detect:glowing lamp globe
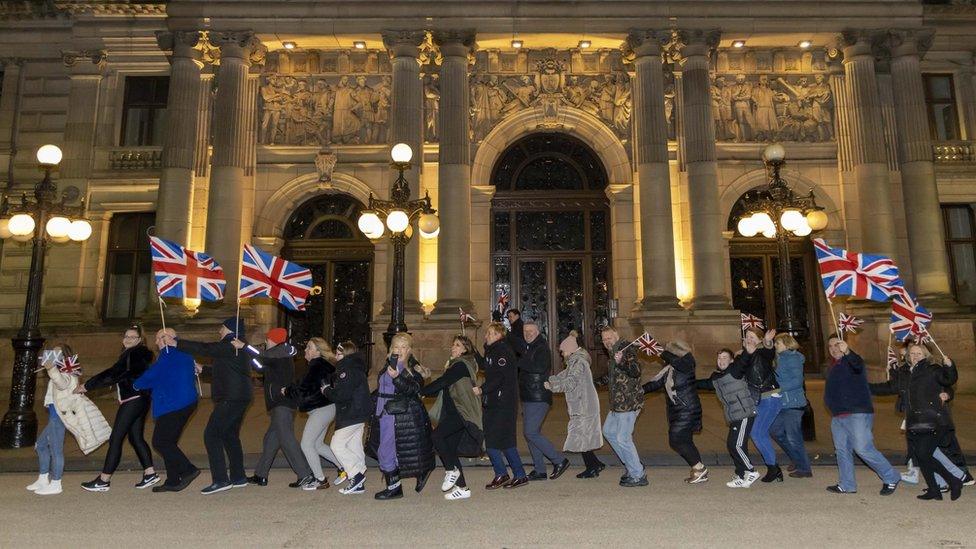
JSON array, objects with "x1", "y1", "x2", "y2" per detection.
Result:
[
  {"x1": 12, "y1": 232, "x2": 33, "y2": 242},
  {"x1": 779, "y1": 209, "x2": 804, "y2": 232},
  {"x1": 737, "y1": 217, "x2": 758, "y2": 238},
  {"x1": 762, "y1": 143, "x2": 786, "y2": 163},
  {"x1": 36, "y1": 144, "x2": 63, "y2": 166},
  {"x1": 8, "y1": 213, "x2": 35, "y2": 236},
  {"x1": 761, "y1": 226, "x2": 777, "y2": 239},
  {"x1": 50, "y1": 234, "x2": 70, "y2": 244},
  {"x1": 418, "y1": 213, "x2": 439, "y2": 238},
  {"x1": 751, "y1": 212, "x2": 773, "y2": 234},
  {"x1": 357, "y1": 211, "x2": 381, "y2": 235},
  {"x1": 792, "y1": 218, "x2": 813, "y2": 237},
  {"x1": 45, "y1": 216, "x2": 71, "y2": 238},
  {"x1": 68, "y1": 219, "x2": 93, "y2": 241},
  {"x1": 0, "y1": 218, "x2": 12, "y2": 239},
  {"x1": 806, "y1": 209, "x2": 828, "y2": 231},
  {"x1": 386, "y1": 210, "x2": 409, "y2": 233},
  {"x1": 390, "y1": 143, "x2": 413, "y2": 164}
]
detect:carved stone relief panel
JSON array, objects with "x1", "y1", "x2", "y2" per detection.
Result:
[
  {"x1": 710, "y1": 49, "x2": 834, "y2": 143},
  {"x1": 468, "y1": 49, "x2": 632, "y2": 144},
  {"x1": 259, "y1": 50, "x2": 392, "y2": 146}
]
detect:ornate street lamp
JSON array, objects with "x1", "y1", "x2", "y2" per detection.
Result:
[
  {"x1": 0, "y1": 145, "x2": 93, "y2": 448},
  {"x1": 735, "y1": 144, "x2": 828, "y2": 336},
  {"x1": 357, "y1": 143, "x2": 439, "y2": 347}
]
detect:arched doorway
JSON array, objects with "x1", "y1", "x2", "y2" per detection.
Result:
[
  {"x1": 490, "y1": 132, "x2": 612, "y2": 368},
  {"x1": 280, "y1": 193, "x2": 374, "y2": 359},
  {"x1": 727, "y1": 189, "x2": 824, "y2": 371}
]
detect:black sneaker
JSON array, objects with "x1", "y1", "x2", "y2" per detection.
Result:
[
  {"x1": 135, "y1": 473, "x2": 161, "y2": 489},
  {"x1": 231, "y1": 477, "x2": 248, "y2": 488},
  {"x1": 526, "y1": 470, "x2": 548, "y2": 481},
  {"x1": 246, "y1": 475, "x2": 268, "y2": 486},
  {"x1": 826, "y1": 484, "x2": 855, "y2": 494},
  {"x1": 550, "y1": 459, "x2": 571, "y2": 480},
  {"x1": 200, "y1": 481, "x2": 233, "y2": 495},
  {"x1": 81, "y1": 477, "x2": 111, "y2": 492},
  {"x1": 963, "y1": 472, "x2": 975, "y2": 487},
  {"x1": 621, "y1": 475, "x2": 648, "y2": 488},
  {"x1": 175, "y1": 469, "x2": 201, "y2": 492},
  {"x1": 880, "y1": 482, "x2": 898, "y2": 496}
]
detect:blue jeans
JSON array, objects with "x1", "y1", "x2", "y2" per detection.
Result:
[
  {"x1": 486, "y1": 447, "x2": 525, "y2": 478},
  {"x1": 522, "y1": 401, "x2": 565, "y2": 472},
  {"x1": 751, "y1": 395, "x2": 783, "y2": 466},
  {"x1": 831, "y1": 413, "x2": 899, "y2": 492},
  {"x1": 770, "y1": 407, "x2": 812, "y2": 473},
  {"x1": 36, "y1": 405, "x2": 65, "y2": 481},
  {"x1": 603, "y1": 410, "x2": 644, "y2": 479},
  {"x1": 934, "y1": 448, "x2": 966, "y2": 488}
]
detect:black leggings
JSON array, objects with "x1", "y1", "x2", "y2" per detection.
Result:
[
  {"x1": 669, "y1": 428, "x2": 702, "y2": 467},
  {"x1": 582, "y1": 450, "x2": 604, "y2": 469},
  {"x1": 102, "y1": 397, "x2": 153, "y2": 475},
  {"x1": 727, "y1": 416, "x2": 756, "y2": 477},
  {"x1": 910, "y1": 429, "x2": 961, "y2": 495},
  {"x1": 431, "y1": 412, "x2": 467, "y2": 488}
]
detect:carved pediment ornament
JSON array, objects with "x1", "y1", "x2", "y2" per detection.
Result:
[
  {"x1": 61, "y1": 49, "x2": 107, "y2": 69},
  {"x1": 315, "y1": 148, "x2": 338, "y2": 183}
]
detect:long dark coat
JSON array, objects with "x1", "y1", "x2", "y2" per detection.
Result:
[
  {"x1": 367, "y1": 360, "x2": 436, "y2": 478},
  {"x1": 643, "y1": 351, "x2": 703, "y2": 435},
  {"x1": 480, "y1": 338, "x2": 519, "y2": 449}
]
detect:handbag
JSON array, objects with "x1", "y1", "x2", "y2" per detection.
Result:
[{"x1": 383, "y1": 397, "x2": 410, "y2": 415}]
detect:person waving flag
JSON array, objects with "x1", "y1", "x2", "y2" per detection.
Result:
[{"x1": 240, "y1": 244, "x2": 313, "y2": 311}]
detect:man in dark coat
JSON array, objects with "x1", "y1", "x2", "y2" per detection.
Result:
[
  {"x1": 176, "y1": 317, "x2": 253, "y2": 495},
  {"x1": 519, "y1": 321, "x2": 569, "y2": 481},
  {"x1": 506, "y1": 309, "x2": 526, "y2": 357},
  {"x1": 477, "y1": 322, "x2": 528, "y2": 490}
]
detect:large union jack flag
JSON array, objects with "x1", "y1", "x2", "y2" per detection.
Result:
[
  {"x1": 150, "y1": 236, "x2": 226, "y2": 301},
  {"x1": 240, "y1": 244, "x2": 313, "y2": 311},
  {"x1": 889, "y1": 290, "x2": 933, "y2": 342},
  {"x1": 813, "y1": 238, "x2": 903, "y2": 302}
]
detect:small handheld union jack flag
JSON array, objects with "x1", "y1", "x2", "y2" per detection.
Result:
[
  {"x1": 813, "y1": 238, "x2": 904, "y2": 302},
  {"x1": 240, "y1": 244, "x2": 314, "y2": 311},
  {"x1": 496, "y1": 290, "x2": 510, "y2": 314},
  {"x1": 740, "y1": 313, "x2": 765, "y2": 331},
  {"x1": 889, "y1": 290, "x2": 933, "y2": 342},
  {"x1": 838, "y1": 313, "x2": 863, "y2": 334},
  {"x1": 634, "y1": 332, "x2": 664, "y2": 357},
  {"x1": 56, "y1": 354, "x2": 82, "y2": 376},
  {"x1": 886, "y1": 346, "x2": 899, "y2": 370},
  {"x1": 459, "y1": 307, "x2": 477, "y2": 324},
  {"x1": 149, "y1": 236, "x2": 226, "y2": 301}
]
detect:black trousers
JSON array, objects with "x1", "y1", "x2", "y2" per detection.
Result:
[
  {"x1": 669, "y1": 428, "x2": 702, "y2": 467},
  {"x1": 582, "y1": 450, "x2": 604, "y2": 469},
  {"x1": 204, "y1": 400, "x2": 249, "y2": 484},
  {"x1": 910, "y1": 429, "x2": 961, "y2": 495},
  {"x1": 152, "y1": 403, "x2": 197, "y2": 486},
  {"x1": 727, "y1": 416, "x2": 756, "y2": 477},
  {"x1": 102, "y1": 397, "x2": 153, "y2": 475},
  {"x1": 432, "y1": 412, "x2": 467, "y2": 487}
]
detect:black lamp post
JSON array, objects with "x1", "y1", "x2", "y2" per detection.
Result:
[
  {"x1": 0, "y1": 145, "x2": 93, "y2": 448},
  {"x1": 735, "y1": 144, "x2": 828, "y2": 336},
  {"x1": 356, "y1": 143, "x2": 440, "y2": 348}
]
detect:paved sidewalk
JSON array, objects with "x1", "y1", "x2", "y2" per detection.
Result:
[{"x1": 2, "y1": 380, "x2": 973, "y2": 474}]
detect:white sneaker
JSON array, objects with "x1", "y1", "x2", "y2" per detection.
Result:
[
  {"x1": 726, "y1": 475, "x2": 749, "y2": 488},
  {"x1": 332, "y1": 470, "x2": 347, "y2": 486},
  {"x1": 444, "y1": 486, "x2": 471, "y2": 500},
  {"x1": 744, "y1": 471, "x2": 761, "y2": 485},
  {"x1": 35, "y1": 479, "x2": 62, "y2": 495},
  {"x1": 901, "y1": 467, "x2": 919, "y2": 485},
  {"x1": 27, "y1": 474, "x2": 49, "y2": 491},
  {"x1": 442, "y1": 468, "x2": 461, "y2": 492}
]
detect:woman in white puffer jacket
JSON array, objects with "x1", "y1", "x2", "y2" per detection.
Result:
[{"x1": 27, "y1": 344, "x2": 111, "y2": 495}]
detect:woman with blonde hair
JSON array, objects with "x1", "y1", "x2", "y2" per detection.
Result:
[
  {"x1": 368, "y1": 332, "x2": 435, "y2": 499},
  {"x1": 643, "y1": 339, "x2": 707, "y2": 483},
  {"x1": 546, "y1": 330, "x2": 605, "y2": 478},
  {"x1": 282, "y1": 337, "x2": 338, "y2": 489},
  {"x1": 768, "y1": 332, "x2": 812, "y2": 478}
]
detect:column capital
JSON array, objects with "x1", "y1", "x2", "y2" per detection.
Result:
[
  {"x1": 666, "y1": 29, "x2": 721, "y2": 64},
  {"x1": 382, "y1": 30, "x2": 426, "y2": 58},
  {"x1": 624, "y1": 29, "x2": 670, "y2": 59},
  {"x1": 61, "y1": 49, "x2": 107, "y2": 74},
  {"x1": 156, "y1": 30, "x2": 210, "y2": 67},
  {"x1": 432, "y1": 29, "x2": 476, "y2": 58},
  {"x1": 835, "y1": 29, "x2": 888, "y2": 59},
  {"x1": 881, "y1": 28, "x2": 936, "y2": 60},
  {"x1": 208, "y1": 30, "x2": 266, "y2": 67}
]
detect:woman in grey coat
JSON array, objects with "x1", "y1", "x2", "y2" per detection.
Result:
[{"x1": 546, "y1": 331, "x2": 605, "y2": 478}]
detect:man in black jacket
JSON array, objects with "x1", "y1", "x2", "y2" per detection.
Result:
[
  {"x1": 234, "y1": 328, "x2": 316, "y2": 490},
  {"x1": 519, "y1": 322, "x2": 569, "y2": 481},
  {"x1": 176, "y1": 317, "x2": 253, "y2": 495},
  {"x1": 506, "y1": 309, "x2": 526, "y2": 357}
]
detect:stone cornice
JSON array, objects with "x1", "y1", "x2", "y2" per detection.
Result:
[{"x1": 55, "y1": 2, "x2": 165, "y2": 17}]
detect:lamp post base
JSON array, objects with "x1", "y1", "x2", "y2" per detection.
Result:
[{"x1": 1, "y1": 335, "x2": 45, "y2": 448}]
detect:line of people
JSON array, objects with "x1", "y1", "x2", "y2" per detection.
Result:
[{"x1": 25, "y1": 313, "x2": 970, "y2": 502}]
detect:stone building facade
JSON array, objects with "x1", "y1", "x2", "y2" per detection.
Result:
[{"x1": 1, "y1": 0, "x2": 976, "y2": 390}]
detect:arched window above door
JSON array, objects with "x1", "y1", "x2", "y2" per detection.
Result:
[
  {"x1": 284, "y1": 193, "x2": 366, "y2": 241},
  {"x1": 491, "y1": 133, "x2": 608, "y2": 192}
]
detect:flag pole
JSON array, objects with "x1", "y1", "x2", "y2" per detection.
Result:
[
  {"x1": 157, "y1": 296, "x2": 169, "y2": 354},
  {"x1": 926, "y1": 331, "x2": 948, "y2": 361},
  {"x1": 234, "y1": 254, "x2": 243, "y2": 356},
  {"x1": 825, "y1": 295, "x2": 841, "y2": 339},
  {"x1": 885, "y1": 331, "x2": 893, "y2": 381}
]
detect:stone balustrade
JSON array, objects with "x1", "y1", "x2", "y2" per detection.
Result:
[
  {"x1": 106, "y1": 147, "x2": 163, "y2": 170},
  {"x1": 933, "y1": 140, "x2": 976, "y2": 163}
]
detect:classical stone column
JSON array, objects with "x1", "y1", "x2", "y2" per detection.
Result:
[
  {"x1": 627, "y1": 30, "x2": 680, "y2": 310},
  {"x1": 60, "y1": 50, "x2": 106, "y2": 183},
  {"x1": 838, "y1": 31, "x2": 898, "y2": 257},
  {"x1": 155, "y1": 30, "x2": 205, "y2": 247},
  {"x1": 958, "y1": 53, "x2": 976, "y2": 141},
  {"x1": 430, "y1": 30, "x2": 476, "y2": 317},
  {"x1": 673, "y1": 30, "x2": 728, "y2": 309},
  {"x1": 0, "y1": 58, "x2": 23, "y2": 160},
  {"x1": 383, "y1": 30, "x2": 426, "y2": 315},
  {"x1": 205, "y1": 31, "x2": 260, "y2": 302},
  {"x1": 886, "y1": 30, "x2": 954, "y2": 301}
]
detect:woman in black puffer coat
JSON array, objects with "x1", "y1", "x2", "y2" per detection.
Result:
[
  {"x1": 368, "y1": 333, "x2": 435, "y2": 500},
  {"x1": 643, "y1": 340, "x2": 706, "y2": 484}
]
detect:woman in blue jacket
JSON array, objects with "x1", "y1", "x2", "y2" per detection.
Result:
[{"x1": 768, "y1": 333, "x2": 812, "y2": 478}]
